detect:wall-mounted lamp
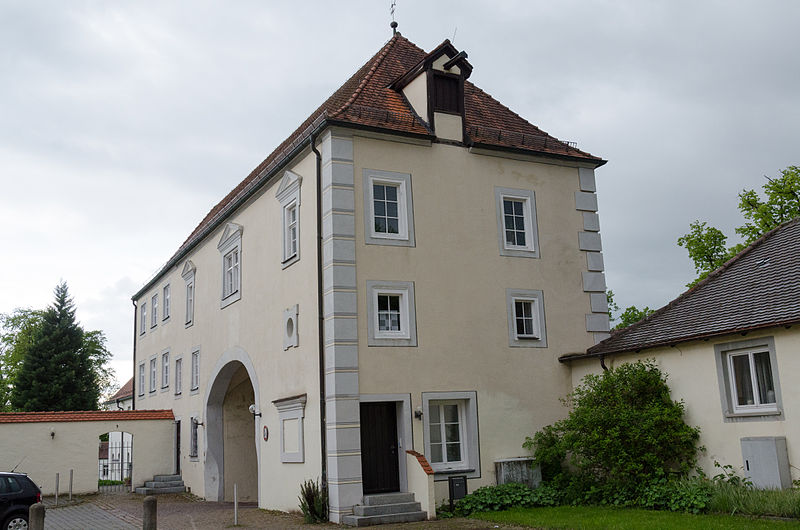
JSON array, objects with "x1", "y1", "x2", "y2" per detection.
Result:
[
  {"x1": 50, "y1": 428, "x2": 55, "y2": 439},
  {"x1": 414, "y1": 407, "x2": 423, "y2": 420},
  {"x1": 248, "y1": 404, "x2": 262, "y2": 418}
]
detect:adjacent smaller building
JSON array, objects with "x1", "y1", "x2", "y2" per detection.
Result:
[{"x1": 561, "y1": 218, "x2": 800, "y2": 489}]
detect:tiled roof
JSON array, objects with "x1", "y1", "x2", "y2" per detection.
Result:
[
  {"x1": 406, "y1": 450, "x2": 434, "y2": 475},
  {"x1": 109, "y1": 377, "x2": 134, "y2": 402},
  {"x1": 563, "y1": 218, "x2": 800, "y2": 361},
  {"x1": 0, "y1": 410, "x2": 174, "y2": 423},
  {"x1": 134, "y1": 34, "x2": 604, "y2": 299}
]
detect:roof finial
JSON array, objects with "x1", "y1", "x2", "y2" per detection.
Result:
[{"x1": 390, "y1": 0, "x2": 398, "y2": 35}]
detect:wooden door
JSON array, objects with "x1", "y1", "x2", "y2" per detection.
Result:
[{"x1": 360, "y1": 402, "x2": 400, "y2": 494}]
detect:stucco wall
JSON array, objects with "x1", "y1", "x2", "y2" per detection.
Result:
[
  {"x1": 569, "y1": 326, "x2": 800, "y2": 482},
  {"x1": 0, "y1": 418, "x2": 173, "y2": 495},
  {"x1": 352, "y1": 135, "x2": 596, "y2": 501},
  {"x1": 133, "y1": 147, "x2": 322, "y2": 510}
]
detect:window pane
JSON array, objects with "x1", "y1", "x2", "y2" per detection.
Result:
[
  {"x1": 378, "y1": 313, "x2": 389, "y2": 330},
  {"x1": 753, "y1": 352, "x2": 776, "y2": 404},
  {"x1": 389, "y1": 296, "x2": 400, "y2": 311},
  {"x1": 446, "y1": 443, "x2": 462, "y2": 462},
  {"x1": 429, "y1": 404, "x2": 440, "y2": 424},
  {"x1": 386, "y1": 202, "x2": 398, "y2": 217},
  {"x1": 387, "y1": 218, "x2": 399, "y2": 234},
  {"x1": 390, "y1": 314, "x2": 400, "y2": 330},
  {"x1": 513, "y1": 201, "x2": 523, "y2": 215},
  {"x1": 732, "y1": 354, "x2": 755, "y2": 406},
  {"x1": 443, "y1": 404, "x2": 459, "y2": 423},
  {"x1": 505, "y1": 230, "x2": 516, "y2": 245},
  {"x1": 373, "y1": 184, "x2": 385, "y2": 200},
  {"x1": 378, "y1": 295, "x2": 388, "y2": 311},
  {"x1": 505, "y1": 216, "x2": 515, "y2": 230},
  {"x1": 430, "y1": 425, "x2": 442, "y2": 444},
  {"x1": 516, "y1": 232, "x2": 526, "y2": 246},
  {"x1": 374, "y1": 218, "x2": 387, "y2": 233},
  {"x1": 445, "y1": 423, "x2": 461, "y2": 443},
  {"x1": 503, "y1": 200, "x2": 513, "y2": 215},
  {"x1": 430, "y1": 443, "x2": 443, "y2": 463},
  {"x1": 374, "y1": 200, "x2": 385, "y2": 216},
  {"x1": 385, "y1": 185, "x2": 397, "y2": 201}
]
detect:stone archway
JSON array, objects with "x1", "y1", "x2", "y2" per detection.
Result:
[{"x1": 204, "y1": 348, "x2": 261, "y2": 502}]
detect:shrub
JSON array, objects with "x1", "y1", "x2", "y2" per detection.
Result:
[
  {"x1": 298, "y1": 478, "x2": 328, "y2": 523},
  {"x1": 639, "y1": 477, "x2": 713, "y2": 514},
  {"x1": 442, "y1": 483, "x2": 561, "y2": 517},
  {"x1": 524, "y1": 360, "x2": 701, "y2": 493}
]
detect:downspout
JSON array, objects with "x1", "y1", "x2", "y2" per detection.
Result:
[
  {"x1": 599, "y1": 355, "x2": 608, "y2": 371},
  {"x1": 311, "y1": 131, "x2": 327, "y2": 487},
  {"x1": 131, "y1": 300, "x2": 138, "y2": 409}
]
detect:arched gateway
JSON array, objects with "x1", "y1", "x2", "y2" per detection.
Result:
[{"x1": 203, "y1": 347, "x2": 261, "y2": 502}]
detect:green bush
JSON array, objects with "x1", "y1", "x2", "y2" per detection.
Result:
[
  {"x1": 639, "y1": 477, "x2": 713, "y2": 514},
  {"x1": 440, "y1": 483, "x2": 561, "y2": 517},
  {"x1": 298, "y1": 478, "x2": 328, "y2": 523},
  {"x1": 524, "y1": 360, "x2": 701, "y2": 494}
]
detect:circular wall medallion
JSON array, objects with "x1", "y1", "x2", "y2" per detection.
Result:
[{"x1": 263, "y1": 425, "x2": 269, "y2": 442}]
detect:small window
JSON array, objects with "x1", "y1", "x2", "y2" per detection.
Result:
[
  {"x1": 182, "y1": 260, "x2": 196, "y2": 327},
  {"x1": 715, "y1": 337, "x2": 782, "y2": 420},
  {"x1": 163, "y1": 284, "x2": 171, "y2": 320},
  {"x1": 506, "y1": 288, "x2": 547, "y2": 347},
  {"x1": 495, "y1": 187, "x2": 539, "y2": 258},
  {"x1": 149, "y1": 358, "x2": 157, "y2": 393},
  {"x1": 217, "y1": 223, "x2": 243, "y2": 308},
  {"x1": 422, "y1": 391, "x2": 479, "y2": 477},
  {"x1": 191, "y1": 350, "x2": 200, "y2": 391},
  {"x1": 174, "y1": 358, "x2": 182, "y2": 395},
  {"x1": 433, "y1": 74, "x2": 460, "y2": 113},
  {"x1": 189, "y1": 418, "x2": 199, "y2": 458},
  {"x1": 428, "y1": 401, "x2": 465, "y2": 468},
  {"x1": 138, "y1": 363, "x2": 145, "y2": 397},
  {"x1": 223, "y1": 249, "x2": 240, "y2": 299},
  {"x1": 367, "y1": 280, "x2": 417, "y2": 347},
  {"x1": 363, "y1": 170, "x2": 415, "y2": 247},
  {"x1": 139, "y1": 303, "x2": 147, "y2": 335},
  {"x1": 151, "y1": 294, "x2": 158, "y2": 328},
  {"x1": 275, "y1": 170, "x2": 302, "y2": 268},
  {"x1": 161, "y1": 351, "x2": 169, "y2": 389}
]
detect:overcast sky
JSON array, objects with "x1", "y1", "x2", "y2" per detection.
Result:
[{"x1": 2, "y1": 1, "x2": 798, "y2": 387}]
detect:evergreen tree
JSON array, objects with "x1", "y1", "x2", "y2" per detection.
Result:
[{"x1": 11, "y1": 282, "x2": 100, "y2": 411}]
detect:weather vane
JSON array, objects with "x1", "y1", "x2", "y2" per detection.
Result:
[{"x1": 390, "y1": 0, "x2": 398, "y2": 35}]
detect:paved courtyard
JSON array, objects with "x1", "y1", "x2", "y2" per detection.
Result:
[{"x1": 40, "y1": 493, "x2": 522, "y2": 529}]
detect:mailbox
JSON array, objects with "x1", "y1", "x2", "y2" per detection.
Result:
[{"x1": 448, "y1": 475, "x2": 468, "y2": 511}]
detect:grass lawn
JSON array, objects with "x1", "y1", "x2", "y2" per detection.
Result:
[{"x1": 471, "y1": 506, "x2": 800, "y2": 529}]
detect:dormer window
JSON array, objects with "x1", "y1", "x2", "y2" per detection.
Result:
[{"x1": 433, "y1": 74, "x2": 460, "y2": 114}]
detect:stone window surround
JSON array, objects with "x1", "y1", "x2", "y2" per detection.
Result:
[
  {"x1": 422, "y1": 391, "x2": 480, "y2": 480},
  {"x1": 366, "y1": 280, "x2": 417, "y2": 347},
  {"x1": 363, "y1": 169, "x2": 416, "y2": 247},
  {"x1": 505, "y1": 288, "x2": 548, "y2": 348},
  {"x1": 273, "y1": 394, "x2": 307, "y2": 463},
  {"x1": 714, "y1": 336, "x2": 783, "y2": 423},
  {"x1": 217, "y1": 223, "x2": 243, "y2": 309},
  {"x1": 275, "y1": 170, "x2": 302, "y2": 269},
  {"x1": 494, "y1": 186, "x2": 540, "y2": 259}
]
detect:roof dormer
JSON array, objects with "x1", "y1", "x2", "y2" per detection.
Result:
[{"x1": 391, "y1": 40, "x2": 472, "y2": 143}]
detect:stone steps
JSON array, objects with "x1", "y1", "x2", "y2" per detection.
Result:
[
  {"x1": 343, "y1": 492, "x2": 427, "y2": 526},
  {"x1": 135, "y1": 474, "x2": 186, "y2": 495}
]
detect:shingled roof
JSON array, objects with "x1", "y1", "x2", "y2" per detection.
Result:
[
  {"x1": 134, "y1": 34, "x2": 604, "y2": 298},
  {"x1": 561, "y1": 218, "x2": 800, "y2": 361}
]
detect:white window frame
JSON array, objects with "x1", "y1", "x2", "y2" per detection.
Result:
[
  {"x1": 506, "y1": 288, "x2": 547, "y2": 348},
  {"x1": 190, "y1": 349, "x2": 200, "y2": 393},
  {"x1": 161, "y1": 351, "x2": 170, "y2": 390},
  {"x1": 138, "y1": 363, "x2": 145, "y2": 397},
  {"x1": 272, "y1": 394, "x2": 307, "y2": 463},
  {"x1": 495, "y1": 187, "x2": 539, "y2": 258},
  {"x1": 715, "y1": 337, "x2": 782, "y2": 420},
  {"x1": 182, "y1": 261, "x2": 196, "y2": 328},
  {"x1": 149, "y1": 357, "x2": 157, "y2": 393},
  {"x1": 276, "y1": 170, "x2": 302, "y2": 268},
  {"x1": 427, "y1": 400, "x2": 467, "y2": 470},
  {"x1": 151, "y1": 294, "x2": 158, "y2": 328},
  {"x1": 366, "y1": 280, "x2": 417, "y2": 347},
  {"x1": 422, "y1": 391, "x2": 479, "y2": 478},
  {"x1": 139, "y1": 302, "x2": 146, "y2": 335},
  {"x1": 217, "y1": 223, "x2": 243, "y2": 308},
  {"x1": 174, "y1": 357, "x2": 182, "y2": 396},
  {"x1": 363, "y1": 169, "x2": 415, "y2": 247},
  {"x1": 162, "y1": 284, "x2": 171, "y2": 321}
]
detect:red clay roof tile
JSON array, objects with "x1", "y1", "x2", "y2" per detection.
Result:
[{"x1": 0, "y1": 410, "x2": 174, "y2": 423}]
